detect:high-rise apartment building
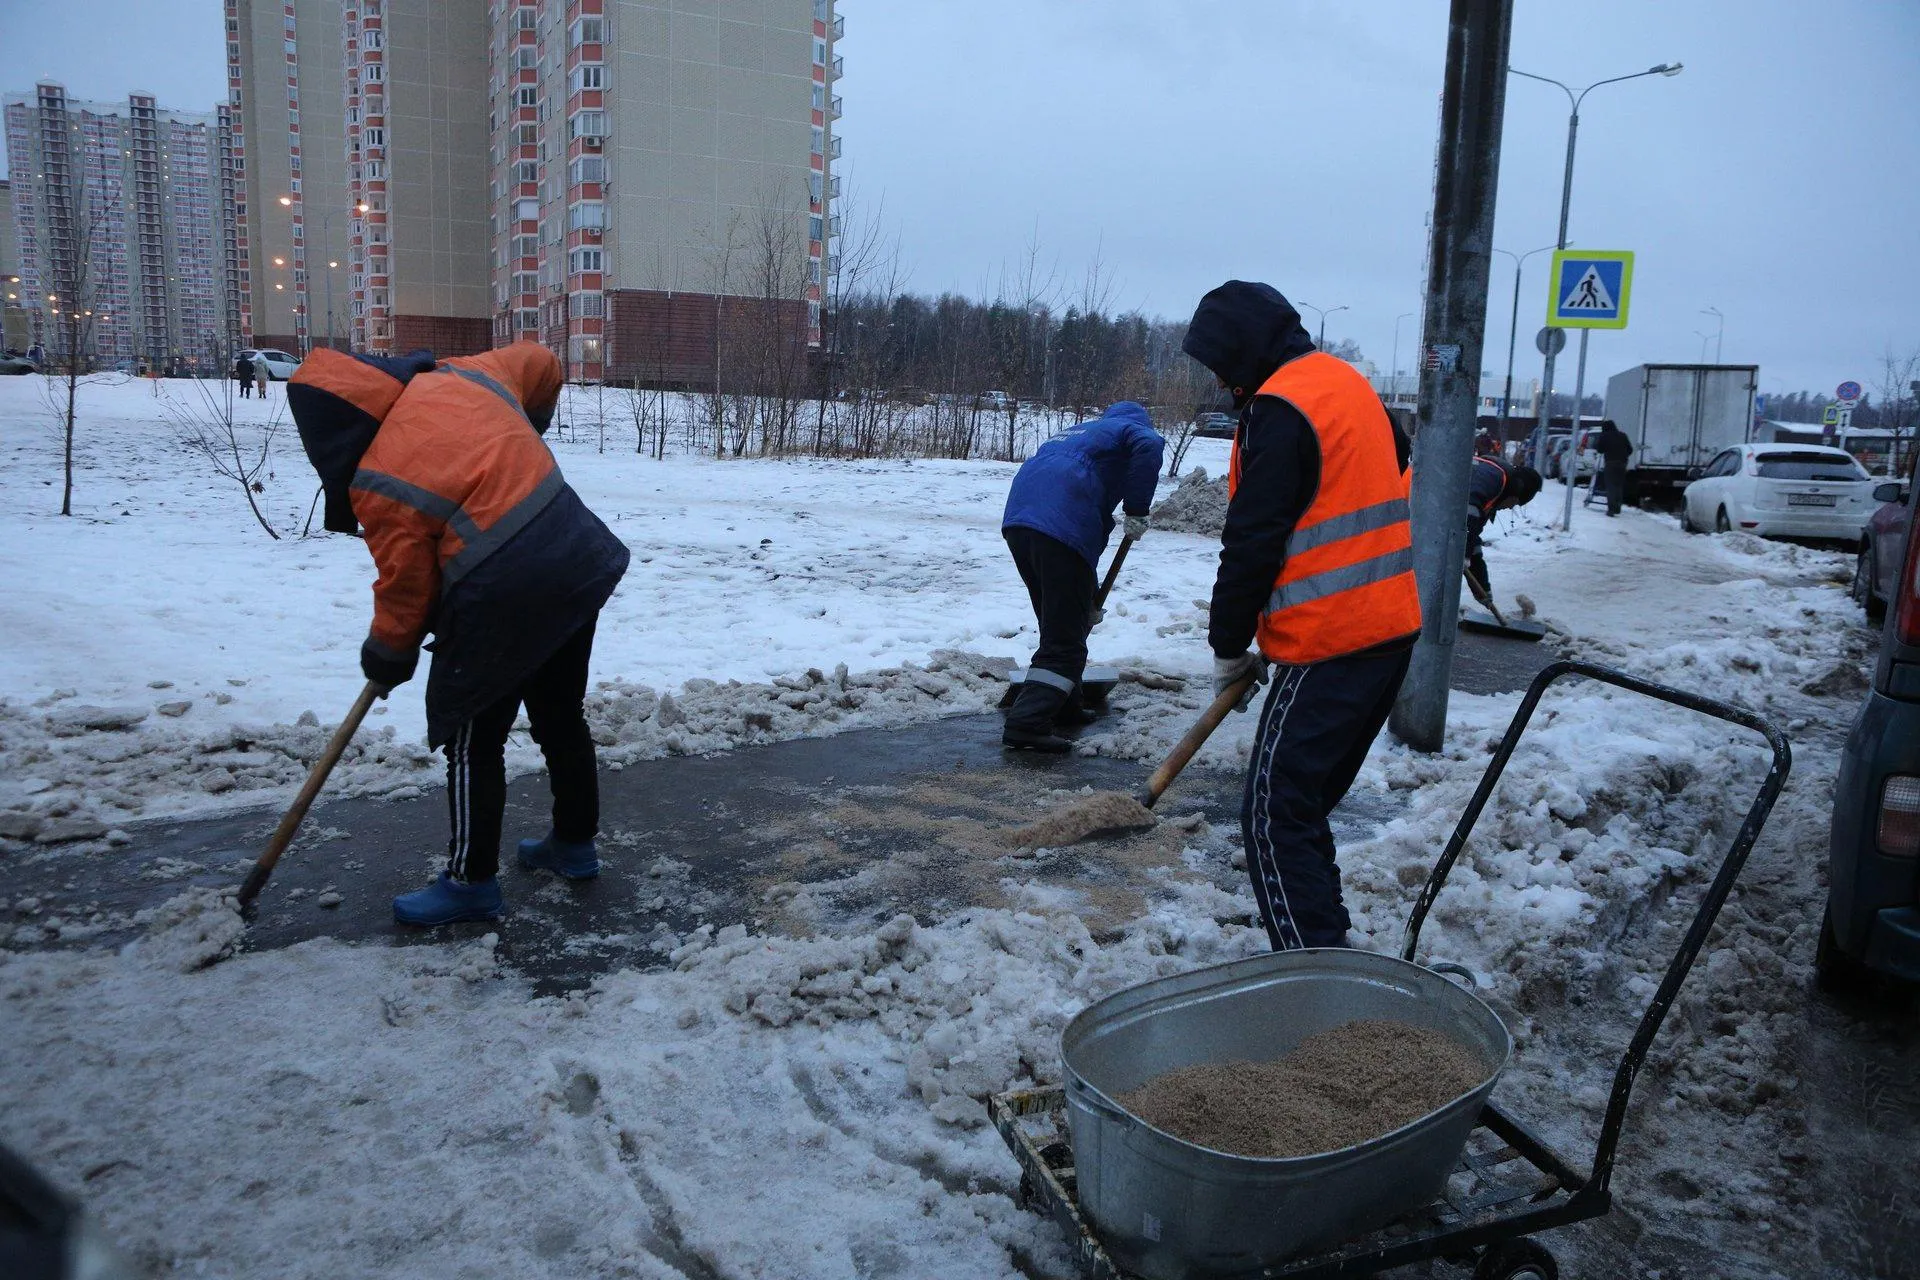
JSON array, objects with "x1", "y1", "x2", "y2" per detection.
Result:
[
  {"x1": 226, "y1": 0, "x2": 840, "y2": 376},
  {"x1": 2, "y1": 83, "x2": 237, "y2": 370},
  {"x1": 0, "y1": 179, "x2": 29, "y2": 351},
  {"x1": 485, "y1": 0, "x2": 840, "y2": 382}
]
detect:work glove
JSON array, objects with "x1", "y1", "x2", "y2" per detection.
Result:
[
  {"x1": 1089, "y1": 606, "x2": 1106, "y2": 627},
  {"x1": 360, "y1": 638, "x2": 419, "y2": 694},
  {"x1": 1212, "y1": 651, "x2": 1270, "y2": 712},
  {"x1": 1123, "y1": 515, "x2": 1149, "y2": 540},
  {"x1": 1466, "y1": 575, "x2": 1495, "y2": 611}
]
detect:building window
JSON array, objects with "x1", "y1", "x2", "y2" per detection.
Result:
[
  {"x1": 365, "y1": 63, "x2": 383, "y2": 82},
  {"x1": 809, "y1": 172, "x2": 822, "y2": 203},
  {"x1": 569, "y1": 246, "x2": 602, "y2": 273},
  {"x1": 813, "y1": 37, "x2": 826, "y2": 65},
  {"x1": 518, "y1": 307, "x2": 539, "y2": 330},
  {"x1": 517, "y1": 123, "x2": 538, "y2": 146},
  {"x1": 513, "y1": 271, "x2": 538, "y2": 295},
  {"x1": 809, "y1": 215, "x2": 823, "y2": 242},
  {"x1": 513, "y1": 234, "x2": 537, "y2": 258},
  {"x1": 517, "y1": 86, "x2": 538, "y2": 108},
  {"x1": 517, "y1": 6, "x2": 536, "y2": 30},
  {"x1": 568, "y1": 335, "x2": 603, "y2": 364},
  {"x1": 568, "y1": 201, "x2": 604, "y2": 230},
  {"x1": 573, "y1": 291, "x2": 604, "y2": 318},
  {"x1": 569, "y1": 154, "x2": 604, "y2": 185},
  {"x1": 571, "y1": 64, "x2": 603, "y2": 93},
  {"x1": 515, "y1": 197, "x2": 539, "y2": 220},
  {"x1": 515, "y1": 159, "x2": 537, "y2": 184},
  {"x1": 366, "y1": 159, "x2": 384, "y2": 179},
  {"x1": 364, "y1": 126, "x2": 384, "y2": 147},
  {"x1": 571, "y1": 16, "x2": 604, "y2": 45},
  {"x1": 364, "y1": 29, "x2": 382, "y2": 50},
  {"x1": 813, "y1": 84, "x2": 825, "y2": 111},
  {"x1": 516, "y1": 46, "x2": 537, "y2": 69},
  {"x1": 569, "y1": 110, "x2": 605, "y2": 140}
]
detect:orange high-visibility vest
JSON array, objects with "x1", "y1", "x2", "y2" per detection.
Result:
[{"x1": 1228, "y1": 353, "x2": 1422, "y2": 664}]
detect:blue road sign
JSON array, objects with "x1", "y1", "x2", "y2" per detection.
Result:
[{"x1": 1548, "y1": 250, "x2": 1634, "y2": 329}]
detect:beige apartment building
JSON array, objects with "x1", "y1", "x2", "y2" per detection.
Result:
[
  {"x1": 230, "y1": 0, "x2": 839, "y2": 376},
  {"x1": 0, "y1": 179, "x2": 28, "y2": 351}
]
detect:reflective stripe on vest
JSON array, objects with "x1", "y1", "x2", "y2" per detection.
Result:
[{"x1": 1228, "y1": 352, "x2": 1421, "y2": 664}]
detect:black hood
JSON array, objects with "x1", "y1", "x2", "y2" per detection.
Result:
[{"x1": 1181, "y1": 281, "x2": 1318, "y2": 409}]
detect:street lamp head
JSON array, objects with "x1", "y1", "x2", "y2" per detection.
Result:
[
  {"x1": 356, "y1": 202, "x2": 369, "y2": 213},
  {"x1": 1653, "y1": 62, "x2": 1683, "y2": 76},
  {"x1": 278, "y1": 195, "x2": 292, "y2": 206}
]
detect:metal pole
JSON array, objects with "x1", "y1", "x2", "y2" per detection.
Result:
[
  {"x1": 1559, "y1": 327, "x2": 1590, "y2": 529},
  {"x1": 1531, "y1": 104, "x2": 1579, "y2": 474},
  {"x1": 1389, "y1": 0, "x2": 1515, "y2": 753},
  {"x1": 1501, "y1": 258, "x2": 1522, "y2": 424}
]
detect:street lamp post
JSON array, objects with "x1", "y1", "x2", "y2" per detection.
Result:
[
  {"x1": 1700, "y1": 305, "x2": 1723, "y2": 363},
  {"x1": 1493, "y1": 244, "x2": 1557, "y2": 426},
  {"x1": 1510, "y1": 61, "x2": 1683, "y2": 480},
  {"x1": 1693, "y1": 330, "x2": 1713, "y2": 363},
  {"x1": 281, "y1": 196, "x2": 367, "y2": 352},
  {"x1": 1298, "y1": 301, "x2": 1349, "y2": 351},
  {"x1": 1390, "y1": 311, "x2": 1414, "y2": 407}
]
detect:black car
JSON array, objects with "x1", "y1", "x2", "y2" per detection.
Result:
[{"x1": 1822, "y1": 473, "x2": 1920, "y2": 991}]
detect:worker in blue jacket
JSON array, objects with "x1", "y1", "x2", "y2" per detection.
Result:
[{"x1": 1000, "y1": 402, "x2": 1165, "y2": 751}]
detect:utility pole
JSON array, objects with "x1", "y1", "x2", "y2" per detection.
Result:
[{"x1": 1389, "y1": 0, "x2": 1514, "y2": 753}]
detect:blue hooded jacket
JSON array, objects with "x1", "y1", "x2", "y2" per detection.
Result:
[{"x1": 1002, "y1": 402, "x2": 1165, "y2": 569}]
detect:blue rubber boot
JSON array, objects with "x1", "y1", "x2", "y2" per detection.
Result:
[
  {"x1": 517, "y1": 833, "x2": 601, "y2": 880},
  {"x1": 392, "y1": 872, "x2": 504, "y2": 926}
]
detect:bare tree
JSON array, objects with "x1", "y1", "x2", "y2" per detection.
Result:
[
  {"x1": 1872, "y1": 344, "x2": 1920, "y2": 477},
  {"x1": 163, "y1": 363, "x2": 284, "y2": 539},
  {"x1": 37, "y1": 197, "x2": 115, "y2": 516}
]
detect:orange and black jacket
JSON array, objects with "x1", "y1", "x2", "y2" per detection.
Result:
[
  {"x1": 289, "y1": 342, "x2": 629, "y2": 745},
  {"x1": 1183, "y1": 281, "x2": 1414, "y2": 662}
]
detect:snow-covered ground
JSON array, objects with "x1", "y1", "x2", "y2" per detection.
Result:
[{"x1": 0, "y1": 375, "x2": 1895, "y2": 1278}]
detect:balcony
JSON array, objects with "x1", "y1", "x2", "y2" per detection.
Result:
[
  {"x1": 830, "y1": 95, "x2": 843, "y2": 120},
  {"x1": 829, "y1": 55, "x2": 844, "y2": 81},
  {"x1": 833, "y1": 13, "x2": 844, "y2": 39},
  {"x1": 828, "y1": 136, "x2": 842, "y2": 159}
]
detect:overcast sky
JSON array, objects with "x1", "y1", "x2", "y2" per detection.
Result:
[{"x1": 6, "y1": 0, "x2": 1915, "y2": 396}]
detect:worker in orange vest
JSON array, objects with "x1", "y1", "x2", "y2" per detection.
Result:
[{"x1": 1182, "y1": 281, "x2": 1421, "y2": 950}]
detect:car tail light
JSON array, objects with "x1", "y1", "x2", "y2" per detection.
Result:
[{"x1": 1879, "y1": 775, "x2": 1920, "y2": 858}]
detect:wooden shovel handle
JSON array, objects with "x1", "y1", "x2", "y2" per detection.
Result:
[
  {"x1": 1095, "y1": 535, "x2": 1136, "y2": 609},
  {"x1": 236, "y1": 681, "x2": 381, "y2": 907},
  {"x1": 1462, "y1": 567, "x2": 1509, "y2": 628},
  {"x1": 1139, "y1": 674, "x2": 1259, "y2": 809}
]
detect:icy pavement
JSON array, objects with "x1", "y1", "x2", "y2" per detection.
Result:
[{"x1": 2, "y1": 377, "x2": 1916, "y2": 1279}]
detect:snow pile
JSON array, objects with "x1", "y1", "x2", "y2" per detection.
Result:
[
  {"x1": 126, "y1": 888, "x2": 247, "y2": 973},
  {"x1": 1148, "y1": 466, "x2": 1229, "y2": 536}
]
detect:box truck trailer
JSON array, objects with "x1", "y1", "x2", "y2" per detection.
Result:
[{"x1": 1603, "y1": 363, "x2": 1759, "y2": 498}]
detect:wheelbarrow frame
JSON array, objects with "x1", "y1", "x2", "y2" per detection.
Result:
[{"x1": 992, "y1": 658, "x2": 1793, "y2": 1278}]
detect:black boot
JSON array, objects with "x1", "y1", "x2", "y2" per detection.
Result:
[
  {"x1": 1053, "y1": 688, "x2": 1099, "y2": 728},
  {"x1": 1003, "y1": 679, "x2": 1072, "y2": 753}
]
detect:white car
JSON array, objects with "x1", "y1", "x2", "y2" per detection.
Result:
[
  {"x1": 240, "y1": 347, "x2": 302, "y2": 380},
  {"x1": 1680, "y1": 443, "x2": 1879, "y2": 541}
]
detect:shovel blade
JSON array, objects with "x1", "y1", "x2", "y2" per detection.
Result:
[{"x1": 1459, "y1": 610, "x2": 1547, "y2": 642}]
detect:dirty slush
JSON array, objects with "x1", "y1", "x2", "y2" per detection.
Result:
[{"x1": 1117, "y1": 1021, "x2": 1488, "y2": 1159}]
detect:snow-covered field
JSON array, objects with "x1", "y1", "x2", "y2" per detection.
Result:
[{"x1": 0, "y1": 374, "x2": 1894, "y2": 1278}]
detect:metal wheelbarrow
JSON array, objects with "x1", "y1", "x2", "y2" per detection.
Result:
[{"x1": 992, "y1": 659, "x2": 1792, "y2": 1280}]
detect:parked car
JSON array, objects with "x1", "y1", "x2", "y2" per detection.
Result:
[
  {"x1": 1679, "y1": 443, "x2": 1878, "y2": 541},
  {"x1": 1854, "y1": 478, "x2": 1914, "y2": 621},
  {"x1": 1546, "y1": 429, "x2": 1599, "y2": 482},
  {"x1": 0, "y1": 353, "x2": 34, "y2": 375},
  {"x1": 975, "y1": 390, "x2": 1015, "y2": 412},
  {"x1": 1193, "y1": 411, "x2": 1236, "y2": 439},
  {"x1": 240, "y1": 347, "x2": 302, "y2": 380},
  {"x1": 1822, "y1": 478, "x2": 1920, "y2": 992}
]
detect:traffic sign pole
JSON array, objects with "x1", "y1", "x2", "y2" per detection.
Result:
[{"x1": 1560, "y1": 328, "x2": 1591, "y2": 530}]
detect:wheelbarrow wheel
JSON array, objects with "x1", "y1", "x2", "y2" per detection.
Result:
[{"x1": 1474, "y1": 1237, "x2": 1557, "y2": 1280}]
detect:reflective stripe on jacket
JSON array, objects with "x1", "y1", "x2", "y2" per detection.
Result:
[{"x1": 1228, "y1": 352, "x2": 1421, "y2": 664}]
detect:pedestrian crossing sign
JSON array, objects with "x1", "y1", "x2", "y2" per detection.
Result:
[{"x1": 1548, "y1": 250, "x2": 1634, "y2": 329}]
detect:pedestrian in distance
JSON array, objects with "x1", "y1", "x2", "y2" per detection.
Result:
[
  {"x1": 1464, "y1": 454, "x2": 1543, "y2": 609},
  {"x1": 235, "y1": 352, "x2": 254, "y2": 399},
  {"x1": 1594, "y1": 419, "x2": 1633, "y2": 516},
  {"x1": 1182, "y1": 280, "x2": 1420, "y2": 951},
  {"x1": 251, "y1": 350, "x2": 273, "y2": 400},
  {"x1": 287, "y1": 341, "x2": 630, "y2": 926},
  {"x1": 1000, "y1": 402, "x2": 1164, "y2": 752}
]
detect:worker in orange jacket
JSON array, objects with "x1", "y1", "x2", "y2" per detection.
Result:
[
  {"x1": 1183, "y1": 281, "x2": 1421, "y2": 950},
  {"x1": 289, "y1": 342, "x2": 629, "y2": 925}
]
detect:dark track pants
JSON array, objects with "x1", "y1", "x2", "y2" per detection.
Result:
[
  {"x1": 444, "y1": 617, "x2": 601, "y2": 883},
  {"x1": 1004, "y1": 527, "x2": 1096, "y2": 727},
  {"x1": 1603, "y1": 460, "x2": 1628, "y2": 516},
  {"x1": 1241, "y1": 647, "x2": 1411, "y2": 950}
]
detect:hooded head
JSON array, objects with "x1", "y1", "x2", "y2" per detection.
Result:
[
  {"x1": 1504, "y1": 466, "x2": 1543, "y2": 508},
  {"x1": 1181, "y1": 281, "x2": 1317, "y2": 409},
  {"x1": 287, "y1": 347, "x2": 439, "y2": 532}
]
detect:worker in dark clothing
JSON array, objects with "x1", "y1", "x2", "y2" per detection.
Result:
[
  {"x1": 1594, "y1": 419, "x2": 1633, "y2": 516},
  {"x1": 1000, "y1": 402, "x2": 1164, "y2": 752},
  {"x1": 1182, "y1": 280, "x2": 1420, "y2": 951},
  {"x1": 1464, "y1": 455, "x2": 1543, "y2": 608}
]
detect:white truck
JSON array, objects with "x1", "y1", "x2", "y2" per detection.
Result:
[{"x1": 1603, "y1": 363, "x2": 1760, "y2": 498}]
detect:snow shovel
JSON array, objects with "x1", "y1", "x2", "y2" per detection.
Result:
[
  {"x1": 999, "y1": 535, "x2": 1137, "y2": 710},
  {"x1": 1008, "y1": 672, "x2": 1258, "y2": 848},
  {"x1": 235, "y1": 681, "x2": 381, "y2": 909},
  {"x1": 1458, "y1": 569, "x2": 1546, "y2": 642}
]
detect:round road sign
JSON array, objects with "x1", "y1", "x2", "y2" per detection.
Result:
[
  {"x1": 1837, "y1": 380, "x2": 1862, "y2": 401},
  {"x1": 1535, "y1": 326, "x2": 1567, "y2": 356}
]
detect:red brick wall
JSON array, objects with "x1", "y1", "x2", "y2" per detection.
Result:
[
  {"x1": 393, "y1": 314, "x2": 492, "y2": 357},
  {"x1": 605, "y1": 290, "x2": 808, "y2": 390},
  {"x1": 249, "y1": 333, "x2": 302, "y2": 356}
]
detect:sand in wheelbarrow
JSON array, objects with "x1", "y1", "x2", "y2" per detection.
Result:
[
  {"x1": 1008, "y1": 790, "x2": 1156, "y2": 848},
  {"x1": 1117, "y1": 1020, "x2": 1486, "y2": 1159}
]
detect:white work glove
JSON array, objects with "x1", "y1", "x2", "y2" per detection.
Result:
[
  {"x1": 1213, "y1": 651, "x2": 1270, "y2": 712},
  {"x1": 1089, "y1": 606, "x2": 1106, "y2": 627},
  {"x1": 1123, "y1": 515, "x2": 1149, "y2": 540}
]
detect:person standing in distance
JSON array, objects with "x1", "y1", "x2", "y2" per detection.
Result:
[
  {"x1": 1593, "y1": 419, "x2": 1633, "y2": 516},
  {"x1": 1182, "y1": 281, "x2": 1420, "y2": 950},
  {"x1": 1000, "y1": 402, "x2": 1164, "y2": 752}
]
